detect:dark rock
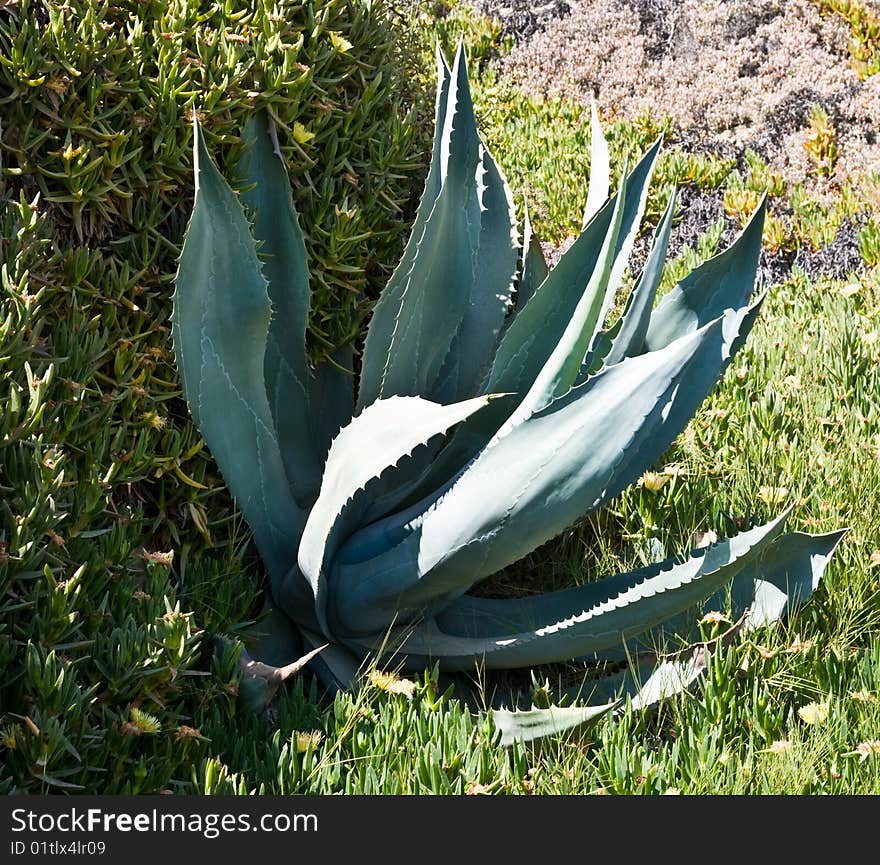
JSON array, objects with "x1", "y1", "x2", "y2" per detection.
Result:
[{"x1": 472, "y1": 0, "x2": 572, "y2": 44}]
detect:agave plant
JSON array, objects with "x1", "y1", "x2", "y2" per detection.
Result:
[{"x1": 173, "y1": 46, "x2": 844, "y2": 741}]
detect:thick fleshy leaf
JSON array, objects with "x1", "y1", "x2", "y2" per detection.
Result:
[
  {"x1": 238, "y1": 111, "x2": 319, "y2": 505},
  {"x1": 592, "y1": 187, "x2": 677, "y2": 371},
  {"x1": 500, "y1": 529, "x2": 845, "y2": 743},
  {"x1": 645, "y1": 196, "x2": 766, "y2": 351},
  {"x1": 515, "y1": 202, "x2": 548, "y2": 313},
  {"x1": 582, "y1": 100, "x2": 610, "y2": 228},
  {"x1": 484, "y1": 138, "x2": 662, "y2": 403},
  {"x1": 332, "y1": 314, "x2": 745, "y2": 631},
  {"x1": 171, "y1": 117, "x2": 306, "y2": 594},
  {"x1": 432, "y1": 141, "x2": 519, "y2": 403},
  {"x1": 500, "y1": 167, "x2": 627, "y2": 429},
  {"x1": 493, "y1": 701, "x2": 616, "y2": 747},
  {"x1": 298, "y1": 394, "x2": 492, "y2": 635},
  {"x1": 358, "y1": 46, "x2": 488, "y2": 406},
  {"x1": 345, "y1": 511, "x2": 789, "y2": 669},
  {"x1": 357, "y1": 47, "x2": 454, "y2": 408}
]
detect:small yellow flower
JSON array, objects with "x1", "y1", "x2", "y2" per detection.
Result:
[
  {"x1": 128, "y1": 707, "x2": 161, "y2": 734},
  {"x1": 293, "y1": 122, "x2": 315, "y2": 145},
  {"x1": 758, "y1": 485, "x2": 789, "y2": 505},
  {"x1": 767, "y1": 739, "x2": 792, "y2": 754},
  {"x1": 663, "y1": 787, "x2": 681, "y2": 795},
  {"x1": 797, "y1": 701, "x2": 829, "y2": 725},
  {"x1": 369, "y1": 669, "x2": 416, "y2": 698},
  {"x1": 293, "y1": 730, "x2": 323, "y2": 752},
  {"x1": 329, "y1": 31, "x2": 353, "y2": 52},
  {"x1": 641, "y1": 471, "x2": 669, "y2": 491}
]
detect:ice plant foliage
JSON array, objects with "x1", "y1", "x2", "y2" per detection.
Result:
[{"x1": 173, "y1": 46, "x2": 845, "y2": 742}]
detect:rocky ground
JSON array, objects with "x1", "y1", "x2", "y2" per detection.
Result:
[{"x1": 467, "y1": 0, "x2": 880, "y2": 284}]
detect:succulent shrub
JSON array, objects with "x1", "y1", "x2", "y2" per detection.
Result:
[{"x1": 173, "y1": 46, "x2": 845, "y2": 739}]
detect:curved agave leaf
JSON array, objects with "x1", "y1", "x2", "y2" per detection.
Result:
[
  {"x1": 298, "y1": 393, "x2": 492, "y2": 636},
  {"x1": 171, "y1": 117, "x2": 306, "y2": 595},
  {"x1": 500, "y1": 165, "x2": 628, "y2": 429},
  {"x1": 432, "y1": 141, "x2": 519, "y2": 403},
  {"x1": 486, "y1": 138, "x2": 662, "y2": 402},
  {"x1": 347, "y1": 511, "x2": 789, "y2": 669},
  {"x1": 332, "y1": 313, "x2": 744, "y2": 630},
  {"x1": 645, "y1": 195, "x2": 766, "y2": 351},
  {"x1": 401, "y1": 141, "x2": 665, "y2": 500},
  {"x1": 357, "y1": 45, "x2": 515, "y2": 408},
  {"x1": 493, "y1": 702, "x2": 616, "y2": 748},
  {"x1": 494, "y1": 528, "x2": 844, "y2": 743},
  {"x1": 238, "y1": 111, "x2": 322, "y2": 506}
]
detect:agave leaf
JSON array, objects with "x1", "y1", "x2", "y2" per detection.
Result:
[
  {"x1": 333, "y1": 313, "x2": 749, "y2": 629},
  {"x1": 309, "y1": 344, "x2": 355, "y2": 462},
  {"x1": 492, "y1": 701, "x2": 616, "y2": 748},
  {"x1": 484, "y1": 137, "x2": 662, "y2": 407},
  {"x1": 645, "y1": 196, "x2": 766, "y2": 351},
  {"x1": 356, "y1": 47, "x2": 453, "y2": 410},
  {"x1": 406, "y1": 140, "x2": 665, "y2": 499},
  {"x1": 171, "y1": 116, "x2": 306, "y2": 592},
  {"x1": 298, "y1": 393, "x2": 493, "y2": 635},
  {"x1": 500, "y1": 530, "x2": 845, "y2": 743},
  {"x1": 432, "y1": 140, "x2": 519, "y2": 403},
  {"x1": 238, "y1": 111, "x2": 323, "y2": 505},
  {"x1": 500, "y1": 164, "x2": 627, "y2": 428},
  {"x1": 348, "y1": 511, "x2": 789, "y2": 669},
  {"x1": 587, "y1": 187, "x2": 677, "y2": 373},
  {"x1": 582, "y1": 100, "x2": 611, "y2": 229},
  {"x1": 358, "y1": 46, "x2": 491, "y2": 406},
  {"x1": 515, "y1": 201, "x2": 548, "y2": 313}
]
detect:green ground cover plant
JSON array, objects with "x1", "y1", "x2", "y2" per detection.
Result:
[{"x1": 1, "y1": 0, "x2": 880, "y2": 794}]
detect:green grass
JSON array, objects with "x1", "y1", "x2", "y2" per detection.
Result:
[{"x1": 4, "y1": 0, "x2": 880, "y2": 795}]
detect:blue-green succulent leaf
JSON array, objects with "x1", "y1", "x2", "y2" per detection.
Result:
[
  {"x1": 515, "y1": 201, "x2": 548, "y2": 313},
  {"x1": 298, "y1": 393, "x2": 493, "y2": 635},
  {"x1": 348, "y1": 511, "x2": 789, "y2": 669},
  {"x1": 359, "y1": 45, "x2": 508, "y2": 406},
  {"x1": 357, "y1": 46, "x2": 453, "y2": 408},
  {"x1": 501, "y1": 165, "x2": 627, "y2": 427},
  {"x1": 582, "y1": 100, "x2": 610, "y2": 228},
  {"x1": 333, "y1": 313, "x2": 746, "y2": 630},
  {"x1": 238, "y1": 111, "x2": 323, "y2": 505},
  {"x1": 600, "y1": 187, "x2": 677, "y2": 368},
  {"x1": 171, "y1": 116, "x2": 305, "y2": 591},
  {"x1": 432, "y1": 140, "x2": 519, "y2": 403},
  {"x1": 485, "y1": 138, "x2": 662, "y2": 403},
  {"x1": 492, "y1": 701, "x2": 616, "y2": 747},
  {"x1": 645, "y1": 196, "x2": 766, "y2": 351}
]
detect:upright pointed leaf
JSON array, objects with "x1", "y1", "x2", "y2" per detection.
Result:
[
  {"x1": 238, "y1": 111, "x2": 322, "y2": 505},
  {"x1": 432, "y1": 142, "x2": 519, "y2": 403},
  {"x1": 582, "y1": 100, "x2": 610, "y2": 228},
  {"x1": 485, "y1": 138, "x2": 662, "y2": 401},
  {"x1": 172, "y1": 117, "x2": 305, "y2": 591},
  {"x1": 516, "y1": 201, "x2": 548, "y2": 313},
  {"x1": 358, "y1": 47, "x2": 483, "y2": 406},
  {"x1": 645, "y1": 197, "x2": 765, "y2": 351}
]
